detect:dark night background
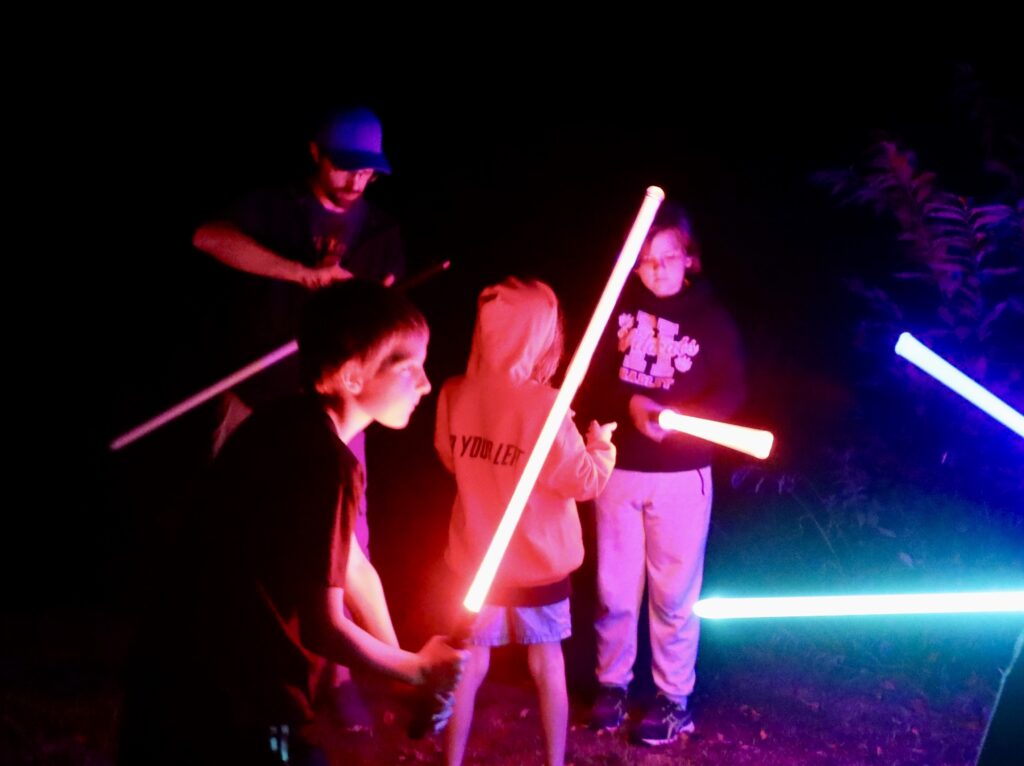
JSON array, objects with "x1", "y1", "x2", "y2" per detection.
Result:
[{"x1": 7, "y1": 37, "x2": 1023, "y2": 762}]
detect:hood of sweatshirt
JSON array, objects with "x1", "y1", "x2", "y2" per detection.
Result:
[{"x1": 467, "y1": 277, "x2": 560, "y2": 385}]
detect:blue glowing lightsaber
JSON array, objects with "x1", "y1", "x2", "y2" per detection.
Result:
[
  {"x1": 894, "y1": 332, "x2": 1024, "y2": 439},
  {"x1": 694, "y1": 590, "x2": 1024, "y2": 619}
]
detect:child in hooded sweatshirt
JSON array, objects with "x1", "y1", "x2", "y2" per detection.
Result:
[{"x1": 435, "y1": 277, "x2": 617, "y2": 766}]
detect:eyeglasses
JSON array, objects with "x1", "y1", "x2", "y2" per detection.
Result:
[
  {"x1": 345, "y1": 168, "x2": 377, "y2": 182},
  {"x1": 637, "y1": 253, "x2": 685, "y2": 270},
  {"x1": 324, "y1": 160, "x2": 378, "y2": 183}
]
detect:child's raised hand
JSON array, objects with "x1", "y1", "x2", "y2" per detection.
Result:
[{"x1": 586, "y1": 420, "x2": 618, "y2": 448}]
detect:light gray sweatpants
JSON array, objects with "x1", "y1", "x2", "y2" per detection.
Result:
[{"x1": 594, "y1": 466, "x2": 712, "y2": 703}]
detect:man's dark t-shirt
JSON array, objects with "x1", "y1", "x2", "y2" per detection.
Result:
[{"x1": 223, "y1": 186, "x2": 405, "y2": 406}]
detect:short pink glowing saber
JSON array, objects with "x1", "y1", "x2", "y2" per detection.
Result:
[
  {"x1": 657, "y1": 409, "x2": 775, "y2": 459},
  {"x1": 462, "y1": 186, "x2": 665, "y2": 613}
]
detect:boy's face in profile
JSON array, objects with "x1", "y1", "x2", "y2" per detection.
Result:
[
  {"x1": 353, "y1": 331, "x2": 432, "y2": 429},
  {"x1": 636, "y1": 229, "x2": 691, "y2": 298}
]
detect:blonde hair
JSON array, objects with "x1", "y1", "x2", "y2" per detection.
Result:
[{"x1": 528, "y1": 280, "x2": 564, "y2": 384}]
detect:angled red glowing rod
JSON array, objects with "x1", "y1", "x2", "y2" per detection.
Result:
[
  {"x1": 408, "y1": 187, "x2": 665, "y2": 738},
  {"x1": 656, "y1": 409, "x2": 775, "y2": 459},
  {"x1": 109, "y1": 261, "x2": 451, "y2": 451},
  {"x1": 462, "y1": 187, "x2": 665, "y2": 613}
]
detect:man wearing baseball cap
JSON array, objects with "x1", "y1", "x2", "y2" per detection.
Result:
[
  {"x1": 192, "y1": 107, "x2": 406, "y2": 730},
  {"x1": 195, "y1": 105, "x2": 402, "y2": 293},
  {"x1": 193, "y1": 105, "x2": 406, "y2": 449}
]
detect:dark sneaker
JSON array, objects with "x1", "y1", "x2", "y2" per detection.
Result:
[
  {"x1": 633, "y1": 693, "x2": 693, "y2": 745},
  {"x1": 589, "y1": 685, "x2": 628, "y2": 731}
]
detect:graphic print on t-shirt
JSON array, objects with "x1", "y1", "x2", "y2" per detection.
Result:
[{"x1": 616, "y1": 309, "x2": 700, "y2": 390}]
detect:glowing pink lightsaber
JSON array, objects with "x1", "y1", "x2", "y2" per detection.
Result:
[
  {"x1": 894, "y1": 332, "x2": 1024, "y2": 439},
  {"x1": 462, "y1": 186, "x2": 665, "y2": 613},
  {"x1": 657, "y1": 409, "x2": 774, "y2": 459},
  {"x1": 694, "y1": 590, "x2": 1024, "y2": 619},
  {"x1": 109, "y1": 341, "x2": 297, "y2": 451},
  {"x1": 110, "y1": 261, "x2": 452, "y2": 452}
]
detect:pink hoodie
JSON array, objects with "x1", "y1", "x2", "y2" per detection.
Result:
[{"x1": 435, "y1": 279, "x2": 616, "y2": 592}]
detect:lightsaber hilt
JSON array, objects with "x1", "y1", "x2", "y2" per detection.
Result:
[{"x1": 407, "y1": 610, "x2": 476, "y2": 739}]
